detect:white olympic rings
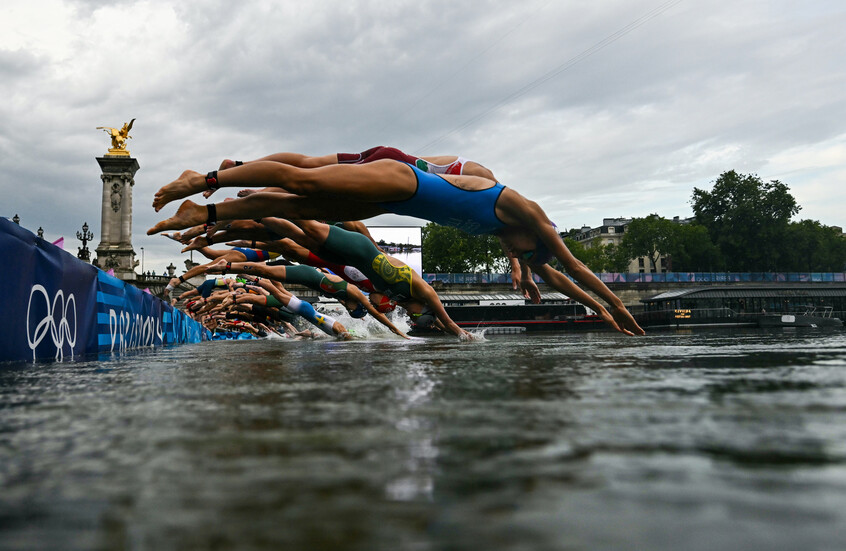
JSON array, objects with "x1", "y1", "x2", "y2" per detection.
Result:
[{"x1": 26, "y1": 284, "x2": 77, "y2": 361}]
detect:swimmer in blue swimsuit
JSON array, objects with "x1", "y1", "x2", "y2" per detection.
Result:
[{"x1": 150, "y1": 156, "x2": 645, "y2": 336}]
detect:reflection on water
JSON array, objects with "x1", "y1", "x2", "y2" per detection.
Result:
[{"x1": 2, "y1": 329, "x2": 846, "y2": 550}]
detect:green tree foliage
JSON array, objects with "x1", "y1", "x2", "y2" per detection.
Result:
[
  {"x1": 618, "y1": 214, "x2": 676, "y2": 271},
  {"x1": 782, "y1": 220, "x2": 846, "y2": 271},
  {"x1": 421, "y1": 223, "x2": 510, "y2": 273},
  {"x1": 562, "y1": 236, "x2": 629, "y2": 273},
  {"x1": 666, "y1": 223, "x2": 723, "y2": 272},
  {"x1": 615, "y1": 215, "x2": 723, "y2": 272},
  {"x1": 691, "y1": 171, "x2": 800, "y2": 271}
]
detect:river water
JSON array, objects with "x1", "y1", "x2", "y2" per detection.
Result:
[{"x1": 2, "y1": 328, "x2": 846, "y2": 550}]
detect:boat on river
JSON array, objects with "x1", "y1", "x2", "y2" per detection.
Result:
[
  {"x1": 757, "y1": 306, "x2": 843, "y2": 328},
  {"x1": 637, "y1": 285, "x2": 846, "y2": 329},
  {"x1": 408, "y1": 292, "x2": 606, "y2": 334}
]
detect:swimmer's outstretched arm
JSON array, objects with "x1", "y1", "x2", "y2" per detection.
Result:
[
  {"x1": 345, "y1": 285, "x2": 409, "y2": 339},
  {"x1": 499, "y1": 194, "x2": 644, "y2": 336},
  {"x1": 531, "y1": 263, "x2": 628, "y2": 335},
  {"x1": 531, "y1": 256, "x2": 643, "y2": 336},
  {"x1": 518, "y1": 260, "x2": 542, "y2": 304}
]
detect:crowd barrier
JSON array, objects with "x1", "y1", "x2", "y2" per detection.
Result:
[
  {"x1": 1, "y1": 217, "x2": 209, "y2": 363},
  {"x1": 423, "y1": 271, "x2": 846, "y2": 285}
]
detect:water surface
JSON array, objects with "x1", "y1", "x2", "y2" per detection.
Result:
[{"x1": 2, "y1": 329, "x2": 846, "y2": 550}]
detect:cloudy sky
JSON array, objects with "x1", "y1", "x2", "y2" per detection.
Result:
[{"x1": 2, "y1": 0, "x2": 844, "y2": 274}]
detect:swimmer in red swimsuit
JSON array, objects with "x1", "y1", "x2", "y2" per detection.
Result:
[{"x1": 206, "y1": 146, "x2": 496, "y2": 201}]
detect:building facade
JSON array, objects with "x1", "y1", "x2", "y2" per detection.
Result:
[{"x1": 571, "y1": 216, "x2": 693, "y2": 273}]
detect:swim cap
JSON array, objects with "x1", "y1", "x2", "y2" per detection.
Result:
[
  {"x1": 349, "y1": 303, "x2": 367, "y2": 318},
  {"x1": 374, "y1": 294, "x2": 397, "y2": 313},
  {"x1": 521, "y1": 238, "x2": 553, "y2": 265},
  {"x1": 411, "y1": 306, "x2": 436, "y2": 328}
]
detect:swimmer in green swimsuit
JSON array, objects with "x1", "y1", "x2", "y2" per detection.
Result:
[
  {"x1": 202, "y1": 257, "x2": 409, "y2": 339},
  {"x1": 149, "y1": 156, "x2": 644, "y2": 336},
  {"x1": 269, "y1": 218, "x2": 472, "y2": 339}
]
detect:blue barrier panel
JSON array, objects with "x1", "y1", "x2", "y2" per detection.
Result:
[{"x1": 0, "y1": 217, "x2": 208, "y2": 363}]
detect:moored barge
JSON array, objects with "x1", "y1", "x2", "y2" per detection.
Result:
[{"x1": 637, "y1": 285, "x2": 846, "y2": 329}]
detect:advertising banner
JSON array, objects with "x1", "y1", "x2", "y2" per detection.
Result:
[{"x1": 1, "y1": 217, "x2": 208, "y2": 363}]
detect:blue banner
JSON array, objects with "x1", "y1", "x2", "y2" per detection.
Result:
[
  {"x1": 423, "y1": 270, "x2": 846, "y2": 285},
  {"x1": 1, "y1": 217, "x2": 208, "y2": 363}
]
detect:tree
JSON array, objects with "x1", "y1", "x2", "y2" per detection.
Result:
[
  {"x1": 617, "y1": 214, "x2": 676, "y2": 271},
  {"x1": 782, "y1": 220, "x2": 846, "y2": 271},
  {"x1": 561, "y1": 235, "x2": 628, "y2": 273},
  {"x1": 691, "y1": 171, "x2": 800, "y2": 271},
  {"x1": 666, "y1": 223, "x2": 723, "y2": 272},
  {"x1": 421, "y1": 223, "x2": 509, "y2": 273}
]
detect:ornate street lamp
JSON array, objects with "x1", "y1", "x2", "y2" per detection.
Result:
[{"x1": 77, "y1": 222, "x2": 94, "y2": 262}]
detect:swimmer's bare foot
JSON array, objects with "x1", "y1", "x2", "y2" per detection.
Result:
[
  {"x1": 153, "y1": 170, "x2": 207, "y2": 212},
  {"x1": 181, "y1": 236, "x2": 210, "y2": 253},
  {"x1": 237, "y1": 188, "x2": 257, "y2": 198},
  {"x1": 219, "y1": 159, "x2": 238, "y2": 171},
  {"x1": 147, "y1": 200, "x2": 208, "y2": 235},
  {"x1": 204, "y1": 258, "x2": 229, "y2": 273}
]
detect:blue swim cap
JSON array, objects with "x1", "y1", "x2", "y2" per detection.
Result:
[{"x1": 350, "y1": 303, "x2": 368, "y2": 318}]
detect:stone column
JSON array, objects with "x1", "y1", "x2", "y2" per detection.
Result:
[{"x1": 93, "y1": 156, "x2": 140, "y2": 281}]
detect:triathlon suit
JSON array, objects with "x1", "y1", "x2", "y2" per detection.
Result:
[
  {"x1": 197, "y1": 278, "x2": 229, "y2": 298},
  {"x1": 302, "y1": 251, "x2": 378, "y2": 293},
  {"x1": 252, "y1": 304, "x2": 298, "y2": 324},
  {"x1": 338, "y1": 146, "x2": 477, "y2": 176},
  {"x1": 282, "y1": 265, "x2": 351, "y2": 301},
  {"x1": 319, "y1": 225, "x2": 415, "y2": 302},
  {"x1": 263, "y1": 294, "x2": 338, "y2": 336},
  {"x1": 427, "y1": 156, "x2": 471, "y2": 175},
  {"x1": 376, "y1": 163, "x2": 507, "y2": 235},
  {"x1": 232, "y1": 247, "x2": 280, "y2": 262}
]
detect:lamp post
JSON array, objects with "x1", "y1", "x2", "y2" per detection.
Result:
[
  {"x1": 140, "y1": 247, "x2": 145, "y2": 274},
  {"x1": 76, "y1": 222, "x2": 94, "y2": 262}
]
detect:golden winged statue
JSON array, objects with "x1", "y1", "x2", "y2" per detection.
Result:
[{"x1": 97, "y1": 118, "x2": 135, "y2": 155}]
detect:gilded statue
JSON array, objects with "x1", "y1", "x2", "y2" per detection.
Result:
[{"x1": 97, "y1": 119, "x2": 135, "y2": 155}]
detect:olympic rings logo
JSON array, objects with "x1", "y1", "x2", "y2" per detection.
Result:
[{"x1": 26, "y1": 284, "x2": 77, "y2": 361}]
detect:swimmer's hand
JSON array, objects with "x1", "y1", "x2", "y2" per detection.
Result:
[
  {"x1": 458, "y1": 330, "x2": 478, "y2": 342},
  {"x1": 519, "y1": 274, "x2": 541, "y2": 304},
  {"x1": 611, "y1": 306, "x2": 645, "y2": 336}
]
